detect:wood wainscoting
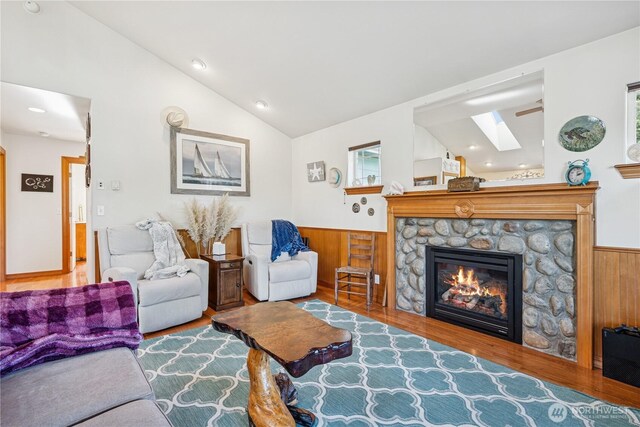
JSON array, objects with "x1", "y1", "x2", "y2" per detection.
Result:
[
  {"x1": 94, "y1": 228, "x2": 242, "y2": 283},
  {"x1": 297, "y1": 227, "x2": 387, "y2": 304},
  {"x1": 593, "y1": 246, "x2": 640, "y2": 368},
  {"x1": 176, "y1": 227, "x2": 243, "y2": 259}
]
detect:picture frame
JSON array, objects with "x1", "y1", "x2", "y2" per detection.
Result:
[
  {"x1": 413, "y1": 175, "x2": 437, "y2": 186},
  {"x1": 307, "y1": 161, "x2": 326, "y2": 182},
  {"x1": 442, "y1": 172, "x2": 458, "y2": 185},
  {"x1": 22, "y1": 173, "x2": 53, "y2": 192},
  {"x1": 171, "y1": 127, "x2": 250, "y2": 196}
]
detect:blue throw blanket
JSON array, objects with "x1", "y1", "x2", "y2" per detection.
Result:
[{"x1": 271, "y1": 220, "x2": 309, "y2": 262}]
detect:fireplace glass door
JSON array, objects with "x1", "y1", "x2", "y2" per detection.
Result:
[{"x1": 426, "y1": 247, "x2": 522, "y2": 343}]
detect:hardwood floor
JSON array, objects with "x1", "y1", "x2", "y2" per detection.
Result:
[
  {"x1": 4, "y1": 271, "x2": 639, "y2": 409},
  {"x1": 4, "y1": 262, "x2": 87, "y2": 292}
]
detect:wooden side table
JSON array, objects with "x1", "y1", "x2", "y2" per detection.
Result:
[{"x1": 200, "y1": 254, "x2": 244, "y2": 311}]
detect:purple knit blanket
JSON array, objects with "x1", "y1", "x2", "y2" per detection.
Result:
[{"x1": 0, "y1": 281, "x2": 142, "y2": 376}]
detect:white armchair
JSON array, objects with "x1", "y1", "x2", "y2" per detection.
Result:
[
  {"x1": 97, "y1": 225, "x2": 209, "y2": 334},
  {"x1": 241, "y1": 221, "x2": 318, "y2": 301}
]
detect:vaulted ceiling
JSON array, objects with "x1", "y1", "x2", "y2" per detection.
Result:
[{"x1": 72, "y1": 1, "x2": 639, "y2": 137}]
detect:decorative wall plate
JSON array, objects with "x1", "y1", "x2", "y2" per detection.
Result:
[
  {"x1": 328, "y1": 167, "x2": 342, "y2": 188},
  {"x1": 352, "y1": 203, "x2": 360, "y2": 213},
  {"x1": 368, "y1": 208, "x2": 374, "y2": 216},
  {"x1": 360, "y1": 197, "x2": 367, "y2": 205},
  {"x1": 627, "y1": 143, "x2": 640, "y2": 162},
  {"x1": 558, "y1": 116, "x2": 606, "y2": 152}
]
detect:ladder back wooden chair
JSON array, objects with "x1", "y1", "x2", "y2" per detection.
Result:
[{"x1": 334, "y1": 232, "x2": 375, "y2": 307}]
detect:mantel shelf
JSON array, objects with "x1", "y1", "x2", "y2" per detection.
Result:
[
  {"x1": 344, "y1": 185, "x2": 384, "y2": 195},
  {"x1": 614, "y1": 163, "x2": 640, "y2": 179}
]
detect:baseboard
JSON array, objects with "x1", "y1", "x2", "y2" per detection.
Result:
[
  {"x1": 594, "y1": 356, "x2": 603, "y2": 370},
  {"x1": 5, "y1": 269, "x2": 64, "y2": 280}
]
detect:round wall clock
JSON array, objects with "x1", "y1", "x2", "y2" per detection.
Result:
[
  {"x1": 565, "y1": 159, "x2": 591, "y2": 186},
  {"x1": 558, "y1": 116, "x2": 605, "y2": 152}
]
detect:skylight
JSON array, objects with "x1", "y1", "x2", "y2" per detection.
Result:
[{"x1": 471, "y1": 111, "x2": 521, "y2": 151}]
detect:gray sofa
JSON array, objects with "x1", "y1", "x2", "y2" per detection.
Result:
[{"x1": 0, "y1": 348, "x2": 171, "y2": 427}]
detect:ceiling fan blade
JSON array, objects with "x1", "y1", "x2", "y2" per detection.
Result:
[{"x1": 515, "y1": 106, "x2": 544, "y2": 117}]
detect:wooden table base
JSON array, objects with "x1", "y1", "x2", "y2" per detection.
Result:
[
  {"x1": 247, "y1": 349, "x2": 318, "y2": 427},
  {"x1": 247, "y1": 348, "x2": 295, "y2": 427}
]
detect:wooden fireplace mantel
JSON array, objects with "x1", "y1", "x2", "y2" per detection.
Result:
[{"x1": 384, "y1": 182, "x2": 599, "y2": 369}]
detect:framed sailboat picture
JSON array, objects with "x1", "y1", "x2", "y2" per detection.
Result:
[{"x1": 170, "y1": 127, "x2": 250, "y2": 196}]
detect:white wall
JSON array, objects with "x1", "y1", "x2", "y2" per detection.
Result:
[
  {"x1": 1, "y1": 2, "x2": 293, "y2": 280},
  {"x1": 414, "y1": 124, "x2": 449, "y2": 161},
  {"x1": 1, "y1": 132, "x2": 85, "y2": 274},
  {"x1": 292, "y1": 28, "x2": 640, "y2": 248}
]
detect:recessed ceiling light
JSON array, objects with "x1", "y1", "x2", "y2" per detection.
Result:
[
  {"x1": 28, "y1": 107, "x2": 46, "y2": 113},
  {"x1": 23, "y1": 1, "x2": 40, "y2": 14},
  {"x1": 468, "y1": 145, "x2": 476, "y2": 150},
  {"x1": 255, "y1": 100, "x2": 269, "y2": 110},
  {"x1": 519, "y1": 163, "x2": 526, "y2": 168},
  {"x1": 485, "y1": 162, "x2": 493, "y2": 167},
  {"x1": 38, "y1": 131, "x2": 49, "y2": 137},
  {"x1": 191, "y1": 58, "x2": 206, "y2": 71}
]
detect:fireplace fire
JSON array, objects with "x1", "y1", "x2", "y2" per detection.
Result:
[
  {"x1": 440, "y1": 265, "x2": 507, "y2": 319},
  {"x1": 426, "y1": 247, "x2": 522, "y2": 343}
]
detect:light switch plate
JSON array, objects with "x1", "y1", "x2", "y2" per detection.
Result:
[
  {"x1": 111, "y1": 180, "x2": 120, "y2": 191},
  {"x1": 97, "y1": 181, "x2": 105, "y2": 190},
  {"x1": 375, "y1": 274, "x2": 380, "y2": 284},
  {"x1": 97, "y1": 205, "x2": 105, "y2": 216}
]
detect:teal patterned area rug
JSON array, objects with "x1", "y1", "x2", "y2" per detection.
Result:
[{"x1": 138, "y1": 300, "x2": 640, "y2": 426}]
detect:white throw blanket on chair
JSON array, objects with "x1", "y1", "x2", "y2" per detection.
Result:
[{"x1": 136, "y1": 219, "x2": 190, "y2": 280}]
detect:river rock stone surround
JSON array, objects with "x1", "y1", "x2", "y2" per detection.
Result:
[{"x1": 395, "y1": 217, "x2": 577, "y2": 360}]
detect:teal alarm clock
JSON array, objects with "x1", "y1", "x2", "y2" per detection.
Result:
[{"x1": 565, "y1": 159, "x2": 591, "y2": 186}]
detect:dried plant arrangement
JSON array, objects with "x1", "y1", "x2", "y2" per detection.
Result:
[
  {"x1": 184, "y1": 195, "x2": 240, "y2": 255},
  {"x1": 213, "y1": 194, "x2": 240, "y2": 244},
  {"x1": 184, "y1": 198, "x2": 207, "y2": 256}
]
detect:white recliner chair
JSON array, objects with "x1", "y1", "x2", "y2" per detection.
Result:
[
  {"x1": 241, "y1": 221, "x2": 318, "y2": 301},
  {"x1": 97, "y1": 225, "x2": 209, "y2": 334}
]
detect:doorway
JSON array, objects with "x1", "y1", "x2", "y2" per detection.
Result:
[
  {"x1": 1, "y1": 82, "x2": 91, "y2": 284},
  {"x1": 62, "y1": 156, "x2": 86, "y2": 274}
]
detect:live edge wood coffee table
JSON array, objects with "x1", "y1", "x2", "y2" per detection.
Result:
[{"x1": 212, "y1": 301, "x2": 352, "y2": 427}]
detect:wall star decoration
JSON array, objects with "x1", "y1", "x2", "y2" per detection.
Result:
[{"x1": 307, "y1": 161, "x2": 326, "y2": 182}]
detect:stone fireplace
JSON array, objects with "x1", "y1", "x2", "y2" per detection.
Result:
[
  {"x1": 384, "y1": 183, "x2": 598, "y2": 368},
  {"x1": 395, "y1": 217, "x2": 576, "y2": 359}
]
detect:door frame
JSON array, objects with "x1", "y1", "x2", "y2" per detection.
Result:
[
  {"x1": 0, "y1": 146, "x2": 6, "y2": 288},
  {"x1": 61, "y1": 156, "x2": 86, "y2": 274}
]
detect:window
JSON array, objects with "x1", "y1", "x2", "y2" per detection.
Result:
[
  {"x1": 627, "y1": 82, "x2": 640, "y2": 145},
  {"x1": 635, "y1": 92, "x2": 639, "y2": 144},
  {"x1": 348, "y1": 141, "x2": 381, "y2": 187}
]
